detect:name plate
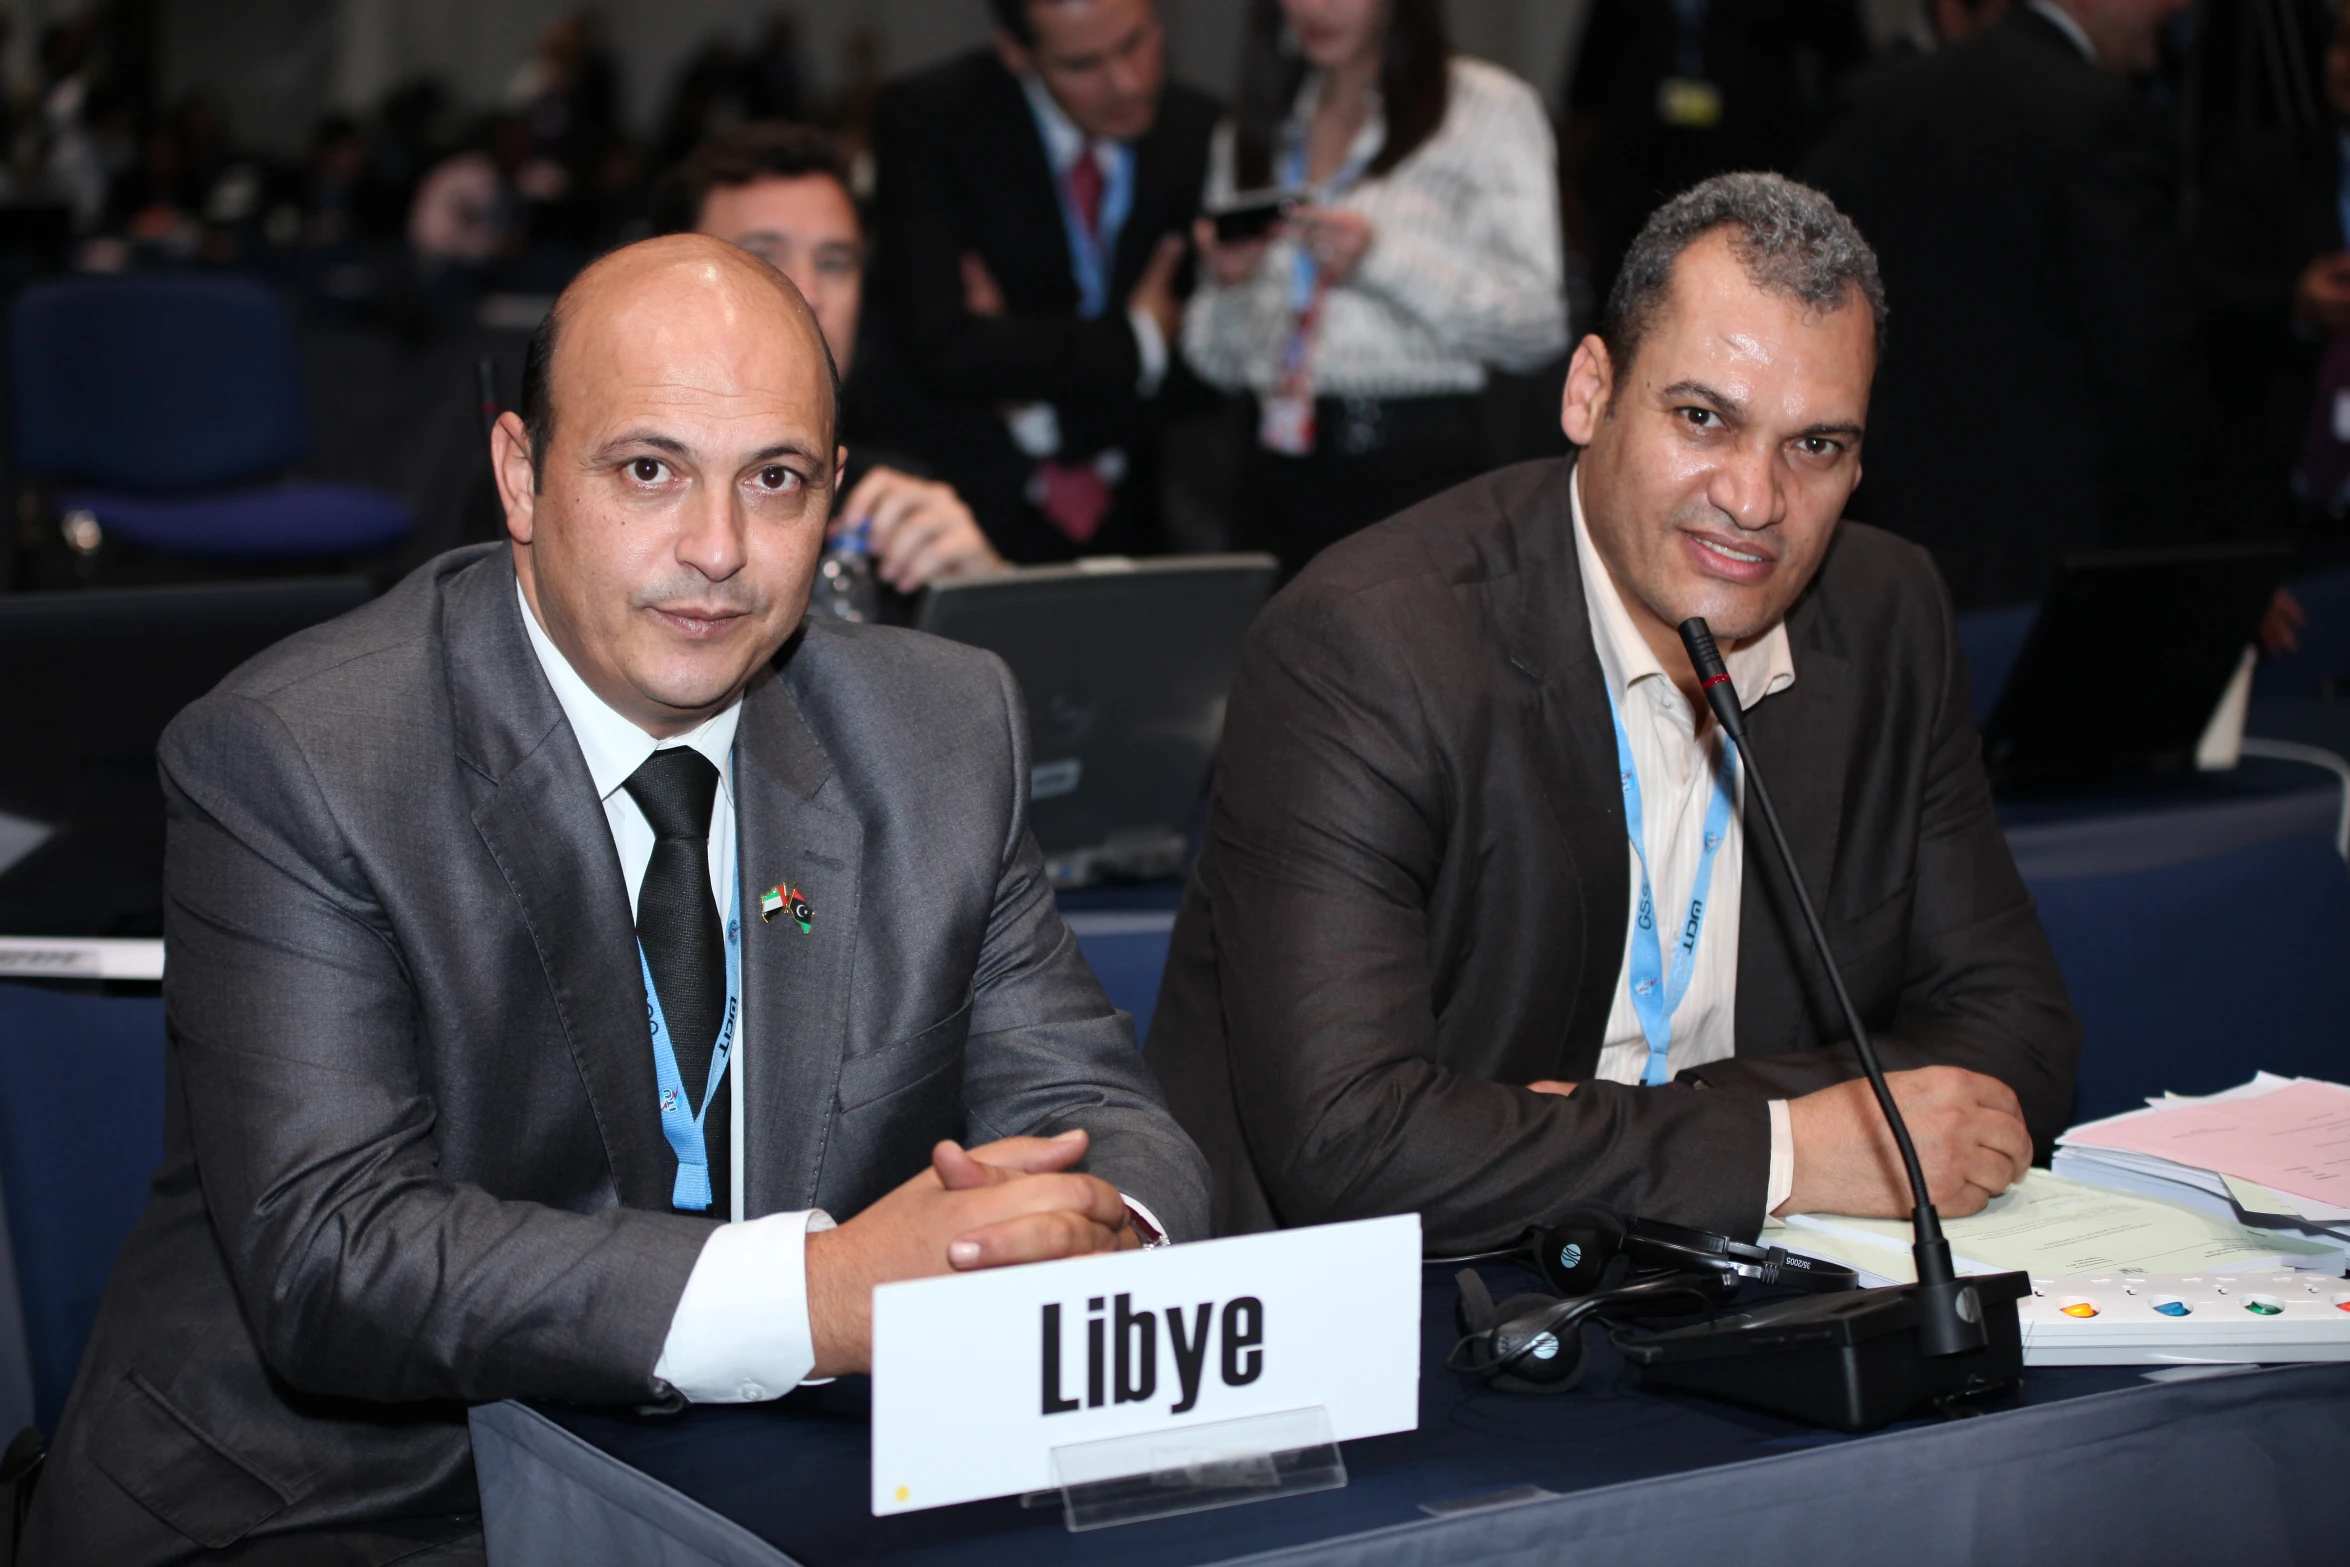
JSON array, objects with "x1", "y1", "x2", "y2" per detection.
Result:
[
  {"x1": 0, "y1": 937, "x2": 165, "y2": 981},
  {"x1": 870, "y1": 1213, "x2": 1420, "y2": 1515}
]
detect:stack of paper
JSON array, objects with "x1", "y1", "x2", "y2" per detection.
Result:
[
  {"x1": 1774, "y1": 1168, "x2": 2339, "y2": 1288},
  {"x1": 2053, "y1": 1074, "x2": 2350, "y2": 1263}
]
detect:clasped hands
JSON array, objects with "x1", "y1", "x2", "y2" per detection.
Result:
[{"x1": 805, "y1": 1129, "x2": 1141, "y2": 1375}]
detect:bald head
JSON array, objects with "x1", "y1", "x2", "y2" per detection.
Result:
[
  {"x1": 521, "y1": 233, "x2": 840, "y2": 489},
  {"x1": 492, "y1": 232, "x2": 846, "y2": 739}
]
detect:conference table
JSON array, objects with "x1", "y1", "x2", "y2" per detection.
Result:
[
  {"x1": 470, "y1": 1265, "x2": 2350, "y2": 1567},
  {"x1": 9, "y1": 749, "x2": 2350, "y2": 1536}
]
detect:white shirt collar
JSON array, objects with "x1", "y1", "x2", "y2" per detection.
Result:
[
  {"x1": 2026, "y1": 1, "x2": 2098, "y2": 64},
  {"x1": 1570, "y1": 464, "x2": 1796, "y2": 716},
  {"x1": 1019, "y1": 71, "x2": 1121, "y2": 175},
  {"x1": 515, "y1": 578, "x2": 739, "y2": 807}
]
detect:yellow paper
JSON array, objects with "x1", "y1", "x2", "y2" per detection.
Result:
[{"x1": 1777, "y1": 1169, "x2": 2334, "y2": 1284}]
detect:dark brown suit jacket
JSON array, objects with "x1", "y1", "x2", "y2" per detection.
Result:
[{"x1": 1144, "y1": 458, "x2": 2080, "y2": 1249}]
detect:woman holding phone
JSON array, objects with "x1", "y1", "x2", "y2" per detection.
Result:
[{"x1": 1184, "y1": 0, "x2": 1567, "y2": 577}]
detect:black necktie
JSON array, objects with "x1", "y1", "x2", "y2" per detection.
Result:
[{"x1": 622, "y1": 747, "x2": 730, "y2": 1215}]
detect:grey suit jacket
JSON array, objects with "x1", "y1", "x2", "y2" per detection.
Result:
[
  {"x1": 27, "y1": 545, "x2": 1207, "y2": 1566},
  {"x1": 1145, "y1": 458, "x2": 2080, "y2": 1249}
]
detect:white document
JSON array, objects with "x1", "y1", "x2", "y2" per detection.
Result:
[
  {"x1": 2193, "y1": 645, "x2": 2256, "y2": 770},
  {"x1": 2064, "y1": 1077, "x2": 2350, "y2": 1211},
  {"x1": 0, "y1": 936, "x2": 165, "y2": 981},
  {"x1": 869, "y1": 1214, "x2": 1420, "y2": 1516},
  {"x1": 0, "y1": 809, "x2": 51, "y2": 880},
  {"x1": 1778, "y1": 1170, "x2": 2336, "y2": 1284},
  {"x1": 2046, "y1": 1151, "x2": 2350, "y2": 1269},
  {"x1": 2220, "y1": 1172, "x2": 2350, "y2": 1225},
  {"x1": 2056, "y1": 1076, "x2": 2350, "y2": 1232}
]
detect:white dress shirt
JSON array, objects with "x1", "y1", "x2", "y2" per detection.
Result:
[
  {"x1": 517, "y1": 582, "x2": 828, "y2": 1403},
  {"x1": 1570, "y1": 474, "x2": 1797, "y2": 1221}
]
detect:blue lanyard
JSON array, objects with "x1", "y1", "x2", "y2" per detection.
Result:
[
  {"x1": 1279, "y1": 119, "x2": 1376, "y2": 311},
  {"x1": 638, "y1": 903, "x2": 742, "y2": 1213},
  {"x1": 1054, "y1": 143, "x2": 1135, "y2": 320},
  {"x1": 1607, "y1": 684, "x2": 1738, "y2": 1087}
]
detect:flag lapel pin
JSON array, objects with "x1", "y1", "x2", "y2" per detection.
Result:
[{"x1": 761, "y1": 884, "x2": 812, "y2": 934}]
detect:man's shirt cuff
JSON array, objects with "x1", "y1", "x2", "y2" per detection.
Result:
[
  {"x1": 653, "y1": 1208, "x2": 836, "y2": 1402},
  {"x1": 1764, "y1": 1099, "x2": 1794, "y2": 1221},
  {"x1": 1128, "y1": 305, "x2": 1169, "y2": 397},
  {"x1": 1122, "y1": 1192, "x2": 1172, "y2": 1247}
]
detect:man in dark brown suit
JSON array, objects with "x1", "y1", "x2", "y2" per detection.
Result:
[{"x1": 1145, "y1": 173, "x2": 2080, "y2": 1252}]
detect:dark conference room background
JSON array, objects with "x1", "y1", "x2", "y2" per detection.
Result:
[{"x1": 3, "y1": 0, "x2": 2350, "y2": 1563}]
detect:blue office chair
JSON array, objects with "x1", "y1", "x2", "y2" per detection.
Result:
[
  {"x1": 2027, "y1": 831, "x2": 2350, "y2": 1126},
  {"x1": 8, "y1": 275, "x2": 412, "y2": 558},
  {"x1": 0, "y1": 982, "x2": 166, "y2": 1434}
]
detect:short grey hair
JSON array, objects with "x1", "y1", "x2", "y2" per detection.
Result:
[{"x1": 1599, "y1": 172, "x2": 1887, "y2": 372}]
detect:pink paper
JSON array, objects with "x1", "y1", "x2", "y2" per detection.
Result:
[{"x1": 2066, "y1": 1080, "x2": 2350, "y2": 1205}]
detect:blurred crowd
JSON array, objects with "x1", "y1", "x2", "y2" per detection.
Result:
[
  {"x1": 0, "y1": 8, "x2": 889, "y2": 299},
  {"x1": 1, "y1": 0, "x2": 2345, "y2": 619}
]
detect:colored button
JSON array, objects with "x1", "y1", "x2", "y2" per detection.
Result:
[
  {"x1": 2244, "y1": 1300, "x2": 2282, "y2": 1316},
  {"x1": 2059, "y1": 1302, "x2": 2098, "y2": 1318},
  {"x1": 2152, "y1": 1300, "x2": 2192, "y2": 1317}
]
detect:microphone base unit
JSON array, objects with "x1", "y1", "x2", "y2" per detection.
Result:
[{"x1": 1619, "y1": 1271, "x2": 2030, "y2": 1432}]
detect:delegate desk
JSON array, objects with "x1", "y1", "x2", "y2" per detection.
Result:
[{"x1": 473, "y1": 1267, "x2": 2350, "y2": 1567}]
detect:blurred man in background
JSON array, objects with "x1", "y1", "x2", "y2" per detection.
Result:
[
  {"x1": 1927, "y1": 0, "x2": 2016, "y2": 43},
  {"x1": 867, "y1": 0, "x2": 1217, "y2": 562},
  {"x1": 1564, "y1": 0, "x2": 1869, "y2": 308},
  {"x1": 1831, "y1": 0, "x2": 2011, "y2": 97},
  {"x1": 658, "y1": 124, "x2": 1004, "y2": 599},
  {"x1": 2177, "y1": 1, "x2": 2344, "y2": 532},
  {"x1": 1806, "y1": 0, "x2": 2206, "y2": 610}
]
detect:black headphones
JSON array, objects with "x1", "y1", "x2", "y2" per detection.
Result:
[
  {"x1": 1531, "y1": 1215, "x2": 1859, "y2": 1300},
  {"x1": 1445, "y1": 1212, "x2": 1857, "y2": 1394},
  {"x1": 1449, "y1": 1267, "x2": 1718, "y2": 1393}
]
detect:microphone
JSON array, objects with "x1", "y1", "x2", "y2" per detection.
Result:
[
  {"x1": 1676, "y1": 617, "x2": 1983, "y2": 1357},
  {"x1": 1613, "y1": 619, "x2": 2025, "y2": 1430}
]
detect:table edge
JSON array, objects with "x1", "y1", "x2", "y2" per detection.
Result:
[{"x1": 472, "y1": 1399, "x2": 803, "y2": 1567}]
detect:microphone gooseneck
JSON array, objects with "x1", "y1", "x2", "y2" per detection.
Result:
[{"x1": 1676, "y1": 617, "x2": 1985, "y2": 1356}]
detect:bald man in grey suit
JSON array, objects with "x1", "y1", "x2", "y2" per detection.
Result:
[{"x1": 27, "y1": 236, "x2": 1205, "y2": 1566}]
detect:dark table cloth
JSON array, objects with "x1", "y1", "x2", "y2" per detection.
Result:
[{"x1": 473, "y1": 1267, "x2": 2350, "y2": 1566}]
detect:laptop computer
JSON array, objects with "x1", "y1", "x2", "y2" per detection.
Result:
[
  {"x1": 0, "y1": 577, "x2": 373, "y2": 934},
  {"x1": 1981, "y1": 541, "x2": 2292, "y2": 789},
  {"x1": 915, "y1": 555, "x2": 1278, "y2": 887}
]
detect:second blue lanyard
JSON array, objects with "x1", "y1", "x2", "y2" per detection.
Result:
[{"x1": 1608, "y1": 686, "x2": 1738, "y2": 1086}]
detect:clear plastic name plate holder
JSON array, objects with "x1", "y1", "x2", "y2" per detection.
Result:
[{"x1": 1019, "y1": 1406, "x2": 1346, "y2": 1532}]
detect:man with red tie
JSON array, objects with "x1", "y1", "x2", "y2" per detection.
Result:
[{"x1": 867, "y1": 0, "x2": 1218, "y2": 562}]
